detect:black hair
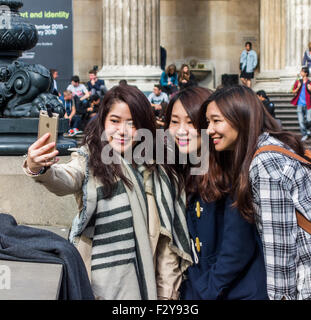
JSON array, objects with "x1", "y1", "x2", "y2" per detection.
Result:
[
  {"x1": 302, "y1": 66, "x2": 309, "y2": 76},
  {"x1": 245, "y1": 41, "x2": 252, "y2": 49},
  {"x1": 256, "y1": 90, "x2": 268, "y2": 100},
  {"x1": 119, "y1": 79, "x2": 128, "y2": 86},
  {"x1": 90, "y1": 94, "x2": 100, "y2": 102},
  {"x1": 71, "y1": 75, "x2": 80, "y2": 83}
]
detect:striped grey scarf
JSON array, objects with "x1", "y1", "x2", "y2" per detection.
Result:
[{"x1": 73, "y1": 155, "x2": 192, "y2": 300}]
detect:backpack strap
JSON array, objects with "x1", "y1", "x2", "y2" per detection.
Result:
[{"x1": 253, "y1": 145, "x2": 311, "y2": 234}]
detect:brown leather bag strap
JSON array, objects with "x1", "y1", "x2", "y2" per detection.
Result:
[
  {"x1": 296, "y1": 211, "x2": 311, "y2": 234},
  {"x1": 254, "y1": 145, "x2": 311, "y2": 235},
  {"x1": 253, "y1": 145, "x2": 311, "y2": 165}
]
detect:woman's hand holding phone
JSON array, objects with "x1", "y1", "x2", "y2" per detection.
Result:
[{"x1": 27, "y1": 133, "x2": 59, "y2": 173}]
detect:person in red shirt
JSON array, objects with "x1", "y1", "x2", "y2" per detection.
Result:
[{"x1": 291, "y1": 67, "x2": 311, "y2": 141}]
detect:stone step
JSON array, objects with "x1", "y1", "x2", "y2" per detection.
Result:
[
  {"x1": 276, "y1": 116, "x2": 297, "y2": 120},
  {"x1": 273, "y1": 103, "x2": 295, "y2": 108},
  {"x1": 269, "y1": 93, "x2": 293, "y2": 97}
]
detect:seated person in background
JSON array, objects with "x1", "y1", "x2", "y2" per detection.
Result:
[
  {"x1": 155, "y1": 102, "x2": 167, "y2": 128},
  {"x1": 257, "y1": 90, "x2": 282, "y2": 129},
  {"x1": 256, "y1": 90, "x2": 275, "y2": 118},
  {"x1": 87, "y1": 69, "x2": 107, "y2": 98},
  {"x1": 148, "y1": 84, "x2": 169, "y2": 109},
  {"x1": 50, "y1": 69, "x2": 61, "y2": 97},
  {"x1": 119, "y1": 79, "x2": 128, "y2": 86},
  {"x1": 60, "y1": 90, "x2": 82, "y2": 136},
  {"x1": 160, "y1": 64, "x2": 179, "y2": 96},
  {"x1": 178, "y1": 64, "x2": 197, "y2": 90},
  {"x1": 148, "y1": 84, "x2": 169, "y2": 128},
  {"x1": 67, "y1": 75, "x2": 90, "y2": 109},
  {"x1": 86, "y1": 94, "x2": 101, "y2": 121}
]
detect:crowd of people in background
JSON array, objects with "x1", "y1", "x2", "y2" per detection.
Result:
[
  {"x1": 50, "y1": 68, "x2": 107, "y2": 137},
  {"x1": 48, "y1": 40, "x2": 311, "y2": 145},
  {"x1": 49, "y1": 61, "x2": 201, "y2": 137}
]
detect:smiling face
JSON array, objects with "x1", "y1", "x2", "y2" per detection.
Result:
[
  {"x1": 89, "y1": 73, "x2": 97, "y2": 81},
  {"x1": 206, "y1": 101, "x2": 238, "y2": 152},
  {"x1": 169, "y1": 99, "x2": 201, "y2": 154},
  {"x1": 104, "y1": 101, "x2": 137, "y2": 154},
  {"x1": 182, "y1": 65, "x2": 189, "y2": 73},
  {"x1": 153, "y1": 86, "x2": 161, "y2": 96}
]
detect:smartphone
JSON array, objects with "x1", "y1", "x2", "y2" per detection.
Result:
[{"x1": 38, "y1": 110, "x2": 59, "y2": 153}]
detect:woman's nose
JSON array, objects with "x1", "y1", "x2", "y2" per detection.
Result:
[
  {"x1": 117, "y1": 122, "x2": 126, "y2": 135},
  {"x1": 206, "y1": 123, "x2": 215, "y2": 136},
  {"x1": 176, "y1": 123, "x2": 189, "y2": 135}
]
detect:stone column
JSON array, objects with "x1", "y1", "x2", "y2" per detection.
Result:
[
  {"x1": 97, "y1": 0, "x2": 162, "y2": 91},
  {"x1": 254, "y1": 0, "x2": 286, "y2": 92},
  {"x1": 279, "y1": 0, "x2": 311, "y2": 90}
]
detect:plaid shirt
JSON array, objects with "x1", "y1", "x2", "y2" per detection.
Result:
[{"x1": 249, "y1": 132, "x2": 311, "y2": 300}]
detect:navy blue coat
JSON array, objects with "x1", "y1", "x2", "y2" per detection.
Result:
[{"x1": 180, "y1": 195, "x2": 269, "y2": 300}]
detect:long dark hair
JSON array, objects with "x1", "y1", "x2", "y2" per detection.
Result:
[
  {"x1": 83, "y1": 85, "x2": 157, "y2": 198},
  {"x1": 164, "y1": 86, "x2": 213, "y2": 197},
  {"x1": 178, "y1": 64, "x2": 190, "y2": 82},
  {"x1": 199, "y1": 85, "x2": 306, "y2": 222}
]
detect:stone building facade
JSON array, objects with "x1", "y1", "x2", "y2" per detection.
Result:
[{"x1": 73, "y1": 0, "x2": 311, "y2": 92}]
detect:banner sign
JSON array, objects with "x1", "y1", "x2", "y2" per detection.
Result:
[{"x1": 19, "y1": 0, "x2": 73, "y2": 93}]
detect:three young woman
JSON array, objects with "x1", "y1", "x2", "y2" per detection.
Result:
[
  {"x1": 164, "y1": 86, "x2": 269, "y2": 300},
  {"x1": 24, "y1": 85, "x2": 192, "y2": 300},
  {"x1": 24, "y1": 82, "x2": 311, "y2": 300}
]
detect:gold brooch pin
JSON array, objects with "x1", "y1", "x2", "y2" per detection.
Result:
[
  {"x1": 196, "y1": 201, "x2": 201, "y2": 218},
  {"x1": 195, "y1": 237, "x2": 201, "y2": 252}
]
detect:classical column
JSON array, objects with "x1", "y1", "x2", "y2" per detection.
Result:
[
  {"x1": 98, "y1": 0, "x2": 162, "y2": 91},
  {"x1": 279, "y1": 0, "x2": 311, "y2": 89},
  {"x1": 254, "y1": 0, "x2": 286, "y2": 92},
  {"x1": 285, "y1": 0, "x2": 311, "y2": 70}
]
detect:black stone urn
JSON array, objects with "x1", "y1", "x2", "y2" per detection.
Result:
[{"x1": 0, "y1": 0, "x2": 38, "y2": 65}]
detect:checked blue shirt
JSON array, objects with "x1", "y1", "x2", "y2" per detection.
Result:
[{"x1": 249, "y1": 132, "x2": 311, "y2": 300}]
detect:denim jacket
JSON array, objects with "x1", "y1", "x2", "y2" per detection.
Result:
[{"x1": 240, "y1": 49, "x2": 258, "y2": 73}]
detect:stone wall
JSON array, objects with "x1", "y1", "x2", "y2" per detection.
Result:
[
  {"x1": 73, "y1": 0, "x2": 103, "y2": 83},
  {"x1": 0, "y1": 156, "x2": 77, "y2": 227},
  {"x1": 160, "y1": 0, "x2": 260, "y2": 87}
]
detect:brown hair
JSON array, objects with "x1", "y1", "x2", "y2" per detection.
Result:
[
  {"x1": 199, "y1": 85, "x2": 306, "y2": 222},
  {"x1": 63, "y1": 90, "x2": 72, "y2": 95},
  {"x1": 166, "y1": 64, "x2": 177, "y2": 76},
  {"x1": 83, "y1": 85, "x2": 157, "y2": 198},
  {"x1": 164, "y1": 86, "x2": 213, "y2": 197},
  {"x1": 178, "y1": 64, "x2": 190, "y2": 82}
]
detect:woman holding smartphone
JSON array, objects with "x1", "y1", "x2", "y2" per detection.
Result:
[
  {"x1": 164, "y1": 86, "x2": 268, "y2": 300},
  {"x1": 23, "y1": 85, "x2": 192, "y2": 300}
]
